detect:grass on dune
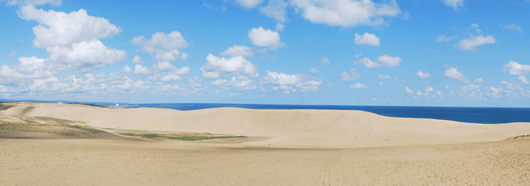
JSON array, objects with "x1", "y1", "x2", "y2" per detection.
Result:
[
  {"x1": 114, "y1": 129, "x2": 247, "y2": 141},
  {"x1": 0, "y1": 116, "x2": 105, "y2": 138}
]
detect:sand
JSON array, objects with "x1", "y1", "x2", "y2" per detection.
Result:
[{"x1": 1, "y1": 102, "x2": 530, "y2": 185}]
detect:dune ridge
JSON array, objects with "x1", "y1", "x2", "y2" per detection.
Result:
[{"x1": 1, "y1": 102, "x2": 528, "y2": 148}]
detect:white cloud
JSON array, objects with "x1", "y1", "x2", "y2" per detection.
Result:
[
  {"x1": 461, "y1": 84, "x2": 480, "y2": 91},
  {"x1": 234, "y1": 0, "x2": 264, "y2": 9},
  {"x1": 122, "y1": 65, "x2": 131, "y2": 73},
  {"x1": 263, "y1": 70, "x2": 322, "y2": 93},
  {"x1": 319, "y1": 57, "x2": 331, "y2": 65},
  {"x1": 405, "y1": 87, "x2": 414, "y2": 94},
  {"x1": 276, "y1": 23, "x2": 285, "y2": 31},
  {"x1": 132, "y1": 31, "x2": 189, "y2": 61},
  {"x1": 441, "y1": 0, "x2": 465, "y2": 11},
  {"x1": 132, "y1": 55, "x2": 144, "y2": 64},
  {"x1": 0, "y1": 56, "x2": 54, "y2": 79},
  {"x1": 436, "y1": 35, "x2": 456, "y2": 42},
  {"x1": 6, "y1": 0, "x2": 62, "y2": 6},
  {"x1": 310, "y1": 68, "x2": 318, "y2": 74},
  {"x1": 248, "y1": 27, "x2": 283, "y2": 50},
  {"x1": 416, "y1": 90, "x2": 423, "y2": 96},
  {"x1": 7, "y1": 50, "x2": 16, "y2": 58},
  {"x1": 259, "y1": 0, "x2": 288, "y2": 23},
  {"x1": 228, "y1": 76, "x2": 257, "y2": 90},
  {"x1": 474, "y1": 78, "x2": 483, "y2": 84},
  {"x1": 341, "y1": 68, "x2": 361, "y2": 80},
  {"x1": 134, "y1": 64, "x2": 149, "y2": 75},
  {"x1": 503, "y1": 60, "x2": 530, "y2": 75},
  {"x1": 350, "y1": 83, "x2": 367, "y2": 89},
  {"x1": 425, "y1": 87, "x2": 434, "y2": 92},
  {"x1": 152, "y1": 62, "x2": 190, "y2": 81},
  {"x1": 377, "y1": 55, "x2": 401, "y2": 67},
  {"x1": 378, "y1": 82, "x2": 383, "y2": 86},
  {"x1": 459, "y1": 35, "x2": 496, "y2": 51},
  {"x1": 220, "y1": 45, "x2": 255, "y2": 57},
  {"x1": 443, "y1": 67, "x2": 466, "y2": 81},
  {"x1": 416, "y1": 71, "x2": 431, "y2": 79},
  {"x1": 353, "y1": 57, "x2": 381, "y2": 68},
  {"x1": 19, "y1": 5, "x2": 121, "y2": 48},
  {"x1": 353, "y1": 55, "x2": 401, "y2": 68},
  {"x1": 378, "y1": 74, "x2": 391, "y2": 79},
  {"x1": 200, "y1": 54, "x2": 259, "y2": 79},
  {"x1": 354, "y1": 32, "x2": 380, "y2": 46},
  {"x1": 503, "y1": 23, "x2": 522, "y2": 32},
  {"x1": 46, "y1": 39, "x2": 126, "y2": 72},
  {"x1": 290, "y1": 0, "x2": 401, "y2": 27},
  {"x1": 519, "y1": 75, "x2": 529, "y2": 84}
]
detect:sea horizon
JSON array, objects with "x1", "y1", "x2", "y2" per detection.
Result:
[{"x1": 3, "y1": 99, "x2": 529, "y2": 124}]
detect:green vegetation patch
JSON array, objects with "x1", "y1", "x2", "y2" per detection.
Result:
[
  {"x1": 0, "y1": 116, "x2": 106, "y2": 138},
  {"x1": 513, "y1": 134, "x2": 530, "y2": 140},
  {"x1": 118, "y1": 130, "x2": 246, "y2": 141},
  {"x1": 0, "y1": 102, "x2": 14, "y2": 111}
]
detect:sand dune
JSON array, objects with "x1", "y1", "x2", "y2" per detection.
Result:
[
  {"x1": 2, "y1": 102, "x2": 530, "y2": 185},
  {"x1": 3, "y1": 102, "x2": 529, "y2": 148}
]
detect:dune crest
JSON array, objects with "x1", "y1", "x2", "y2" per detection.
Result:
[{"x1": 3, "y1": 102, "x2": 530, "y2": 148}]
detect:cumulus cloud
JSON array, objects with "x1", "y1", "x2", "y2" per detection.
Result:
[
  {"x1": 378, "y1": 82, "x2": 383, "y2": 86},
  {"x1": 7, "y1": 50, "x2": 16, "y2": 58},
  {"x1": 405, "y1": 87, "x2": 414, "y2": 94},
  {"x1": 474, "y1": 78, "x2": 483, "y2": 84},
  {"x1": 503, "y1": 60, "x2": 530, "y2": 75},
  {"x1": 210, "y1": 75, "x2": 257, "y2": 90},
  {"x1": 377, "y1": 55, "x2": 401, "y2": 67},
  {"x1": 0, "y1": 56, "x2": 54, "y2": 79},
  {"x1": 341, "y1": 68, "x2": 361, "y2": 80},
  {"x1": 220, "y1": 45, "x2": 256, "y2": 57},
  {"x1": 248, "y1": 27, "x2": 283, "y2": 50},
  {"x1": 132, "y1": 31, "x2": 189, "y2": 61},
  {"x1": 200, "y1": 54, "x2": 259, "y2": 79},
  {"x1": 290, "y1": 0, "x2": 401, "y2": 27},
  {"x1": 310, "y1": 68, "x2": 318, "y2": 74},
  {"x1": 503, "y1": 23, "x2": 522, "y2": 32},
  {"x1": 441, "y1": 0, "x2": 465, "y2": 11},
  {"x1": 378, "y1": 74, "x2": 391, "y2": 79},
  {"x1": 46, "y1": 39, "x2": 126, "y2": 72},
  {"x1": 319, "y1": 57, "x2": 330, "y2": 65},
  {"x1": 13, "y1": 5, "x2": 127, "y2": 73},
  {"x1": 134, "y1": 64, "x2": 149, "y2": 75},
  {"x1": 425, "y1": 87, "x2": 434, "y2": 92},
  {"x1": 436, "y1": 35, "x2": 456, "y2": 42},
  {"x1": 150, "y1": 61, "x2": 190, "y2": 81},
  {"x1": 262, "y1": 70, "x2": 322, "y2": 93},
  {"x1": 354, "y1": 32, "x2": 380, "y2": 46},
  {"x1": 259, "y1": 0, "x2": 288, "y2": 23},
  {"x1": 416, "y1": 71, "x2": 431, "y2": 79},
  {"x1": 443, "y1": 67, "x2": 466, "y2": 81},
  {"x1": 18, "y1": 5, "x2": 121, "y2": 48},
  {"x1": 234, "y1": 0, "x2": 264, "y2": 9},
  {"x1": 353, "y1": 55, "x2": 401, "y2": 68},
  {"x1": 132, "y1": 55, "x2": 144, "y2": 64},
  {"x1": 353, "y1": 57, "x2": 381, "y2": 68},
  {"x1": 459, "y1": 35, "x2": 496, "y2": 51},
  {"x1": 461, "y1": 84, "x2": 480, "y2": 91},
  {"x1": 350, "y1": 83, "x2": 367, "y2": 89},
  {"x1": 519, "y1": 75, "x2": 529, "y2": 84},
  {"x1": 416, "y1": 90, "x2": 423, "y2": 96},
  {"x1": 122, "y1": 65, "x2": 131, "y2": 73}
]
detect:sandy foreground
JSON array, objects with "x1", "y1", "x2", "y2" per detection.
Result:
[{"x1": 1, "y1": 102, "x2": 530, "y2": 185}]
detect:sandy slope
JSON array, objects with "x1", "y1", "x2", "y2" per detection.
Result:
[
  {"x1": 2, "y1": 102, "x2": 530, "y2": 185},
  {"x1": 2, "y1": 102, "x2": 530, "y2": 148},
  {"x1": 1, "y1": 138, "x2": 529, "y2": 185}
]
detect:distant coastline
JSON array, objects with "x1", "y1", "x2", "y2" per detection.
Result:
[{"x1": 1, "y1": 100, "x2": 529, "y2": 124}]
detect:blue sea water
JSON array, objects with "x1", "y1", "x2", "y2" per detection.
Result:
[{"x1": 111, "y1": 103, "x2": 530, "y2": 124}]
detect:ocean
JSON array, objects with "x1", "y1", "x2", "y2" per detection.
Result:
[{"x1": 106, "y1": 103, "x2": 530, "y2": 124}]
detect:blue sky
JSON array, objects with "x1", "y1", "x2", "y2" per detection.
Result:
[{"x1": 1, "y1": 0, "x2": 530, "y2": 107}]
